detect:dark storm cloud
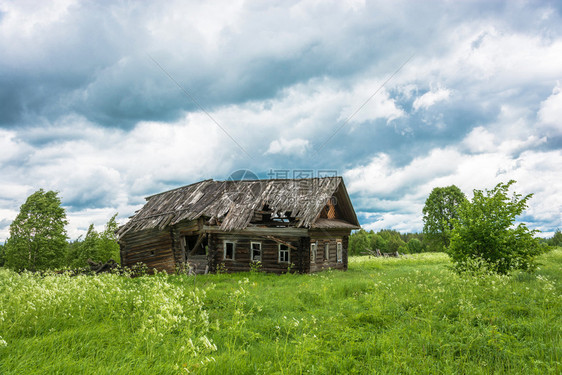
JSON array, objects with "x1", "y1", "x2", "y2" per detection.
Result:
[
  {"x1": 0, "y1": 0, "x2": 467, "y2": 130},
  {"x1": 0, "y1": 1, "x2": 143, "y2": 128}
]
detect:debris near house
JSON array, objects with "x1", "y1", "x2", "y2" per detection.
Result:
[
  {"x1": 361, "y1": 249, "x2": 403, "y2": 258},
  {"x1": 87, "y1": 259, "x2": 120, "y2": 273}
]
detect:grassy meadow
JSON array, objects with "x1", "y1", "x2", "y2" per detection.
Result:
[{"x1": 1, "y1": 250, "x2": 560, "y2": 374}]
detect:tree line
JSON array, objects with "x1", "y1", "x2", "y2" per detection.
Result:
[
  {"x1": 349, "y1": 229, "x2": 426, "y2": 255},
  {"x1": 0, "y1": 189, "x2": 120, "y2": 271}
]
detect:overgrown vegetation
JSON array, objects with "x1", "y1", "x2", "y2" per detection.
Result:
[
  {"x1": 1, "y1": 250, "x2": 560, "y2": 374},
  {"x1": 65, "y1": 214, "x2": 120, "y2": 268},
  {"x1": 449, "y1": 180, "x2": 547, "y2": 274}
]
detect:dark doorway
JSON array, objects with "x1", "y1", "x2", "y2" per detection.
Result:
[{"x1": 184, "y1": 234, "x2": 207, "y2": 260}]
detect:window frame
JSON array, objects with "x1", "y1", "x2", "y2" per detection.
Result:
[
  {"x1": 336, "y1": 241, "x2": 343, "y2": 263},
  {"x1": 278, "y1": 243, "x2": 290, "y2": 263},
  {"x1": 251, "y1": 241, "x2": 262, "y2": 262},
  {"x1": 311, "y1": 241, "x2": 318, "y2": 263},
  {"x1": 223, "y1": 241, "x2": 235, "y2": 260},
  {"x1": 324, "y1": 242, "x2": 330, "y2": 261}
]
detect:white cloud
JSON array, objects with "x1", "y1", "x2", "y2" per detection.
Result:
[
  {"x1": 462, "y1": 126, "x2": 496, "y2": 153},
  {"x1": 0, "y1": 114, "x2": 235, "y2": 240},
  {"x1": 339, "y1": 84, "x2": 405, "y2": 125},
  {"x1": 0, "y1": 0, "x2": 76, "y2": 38},
  {"x1": 345, "y1": 135, "x2": 562, "y2": 234},
  {"x1": 0, "y1": 129, "x2": 31, "y2": 164},
  {"x1": 344, "y1": 148, "x2": 461, "y2": 197},
  {"x1": 361, "y1": 212, "x2": 422, "y2": 234},
  {"x1": 413, "y1": 87, "x2": 451, "y2": 111},
  {"x1": 265, "y1": 137, "x2": 309, "y2": 156},
  {"x1": 537, "y1": 82, "x2": 562, "y2": 136},
  {"x1": 65, "y1": 208, "x2": 127, "y2": 241},
  {"x1": 463, "y1": 30, "x2": 562, "y2": 86}
]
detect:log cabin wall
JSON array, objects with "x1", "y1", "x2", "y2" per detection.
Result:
[
  {"x1": 308, "y1": 230, "x2": 351, "y2": 273},
  {"x1": 170, "y1": 226, "x2": 182, "y2": 265},
  {"x1": 119, "y1": 228, "x2": 175, "y2": 273},
  {"x1": 211, "y1": 233, "x2": 305, "y2": 274},
  {"x1": 119, "y1": 227, "x2": 351, "y2": 274},
  {"x1": 174, "y1": 219, "x2": 201, "y2": 236},
  {"x1": 207, "y1": 233, "x2": 217, "y2": 272}
]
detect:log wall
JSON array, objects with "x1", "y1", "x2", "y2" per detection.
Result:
[
  {"x1": 308, "y1": 230, "x2": 351, "y2": 273},
  {"x1": 210, "y1": 233, "x2": 307, "y2": 274},
  {"x1": 119, "y1": 225, "x2": 350, "y2": 275},
  {"x1": 119, "y1": 228, "x2": 175, "y2": 273}
]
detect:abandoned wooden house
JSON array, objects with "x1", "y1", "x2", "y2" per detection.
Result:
[{"x1": 117, "y1": 177, "x2": 360, "y2": 274}]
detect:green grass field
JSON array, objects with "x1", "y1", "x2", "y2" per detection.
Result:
[{"x1": 1, "y1": 250, "x2": 560, "y2": 374}]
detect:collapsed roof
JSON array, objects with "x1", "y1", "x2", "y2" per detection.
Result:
[{"x1": 117, "y1": 177, "x2": 360, "y2": 236}]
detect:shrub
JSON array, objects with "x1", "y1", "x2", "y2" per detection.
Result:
[{"x1": 448, "y1": 180, "x2": 547, "y2": 274}]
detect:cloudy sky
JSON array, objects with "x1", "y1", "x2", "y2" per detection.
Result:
[{"x1": 1, "y1": 0, "x2": 561, "y2": 241}]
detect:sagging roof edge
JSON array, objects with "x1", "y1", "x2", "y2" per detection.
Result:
[{"x1": 118, "y1": 176, "x2": 360, "y2": 236}]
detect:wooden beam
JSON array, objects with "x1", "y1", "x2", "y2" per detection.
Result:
[
  {"x1": 202, "y1": 225, "x2": 308, "y2": 237},
  {"x1": 260, "y1": 235, "x2": 297, "y2": 250},
  {"x1": 188, "y1": 233, "x2": 205, "y2": 256}
]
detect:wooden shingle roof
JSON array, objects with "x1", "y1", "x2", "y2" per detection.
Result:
[{"x1": 117, "y1": 177, "x2": 359, "y2": 236}]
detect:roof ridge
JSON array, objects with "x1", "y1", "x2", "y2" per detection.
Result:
[
  {"x1": 117, "y1": 176, "x2": 357, "y2": 236},
  {"x1": 145, "y1": 176, "x2": 341, "y2": 199},
  {"x1": 146, "y1": 179, "x2": 214, "y2": 199}
]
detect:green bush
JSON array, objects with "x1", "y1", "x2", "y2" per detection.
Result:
[
  {"x1": 349, "y1": 230, "x2": 425, "y2": 255},
  {"x1": 348, "y1": 229, "x2": 371, "y2": 255},
  {"x1": 448, "y1": 180, "x2": 547, "y2": 275}
]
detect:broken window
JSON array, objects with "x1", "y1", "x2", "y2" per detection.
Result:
[
  {"x1": 279, "y1": 244, "x2": 290, "y2": 263},
  {"x1": 311, "y1": 242, "x2": 317, "y2": 263},
  {"x1": 224, "y1": 241, "x2": 235, "y2": 260},
  {"x1": 251, "y1": 242, "x2": 262, "y2": 261},
  {"x1": 337, "y1": 241, "x2": 343, "y2": 263}
]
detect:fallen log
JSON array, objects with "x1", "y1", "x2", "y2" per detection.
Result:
[
  {"x1": 361, "y1": 249, "x2": 383, "y2": 257},
  {"x1": 87, "y1": 259, "x2": 119, "y2": 273}
]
